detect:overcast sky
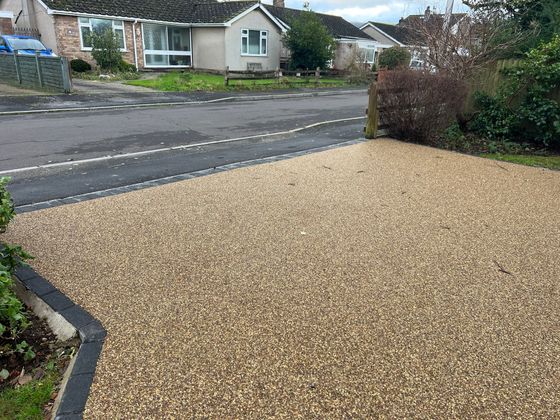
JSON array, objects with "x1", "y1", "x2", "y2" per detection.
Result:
[{"x1": 261, "y1": 0, "x2": 470, "y2": 24}]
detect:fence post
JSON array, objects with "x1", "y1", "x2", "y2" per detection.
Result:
[
  {"x1": 60, "y1": 57, "x2": 72, "y2": 93},
  {"x1": 224, "y1": 66, "x2": 229, "y2": 86},
  {"x1": 13, "y1": 50, "x2": 22, "y2": 84},
  {"x1": 365, "y1": 82, "x2": 379, "y2": 139},
  {"x1": 35, "y1": 52, "x2": 44, "y2": 88},
  {"x1": 315, "y1": 67, "x2": 320, "y2": 81}
]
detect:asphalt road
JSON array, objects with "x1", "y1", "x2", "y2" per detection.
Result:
[{"x1": 0, "y1": 92, "x2": 367, "y2": 206}]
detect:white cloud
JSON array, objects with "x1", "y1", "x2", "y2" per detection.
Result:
[
  {"x1": 261, "y1": 0, "x2": 469, "y2": 24},
  {"x1": 323, "y1": 6, "x2": 392, "y2": 21}
]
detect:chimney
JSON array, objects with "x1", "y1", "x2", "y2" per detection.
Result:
[
  {"x1": 273, "y1": 0, "x2": 285, "y2": 7},
  {"x1": 424, "y1": 6, "x2": 431, "y2": 18}
]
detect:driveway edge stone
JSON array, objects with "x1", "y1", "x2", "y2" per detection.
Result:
[{"x1": 14, "y1": 265, "x2": 106, "y2": 419}]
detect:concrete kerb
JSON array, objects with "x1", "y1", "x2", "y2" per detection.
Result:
[
  {"x1": 0, "y1": 89, "x2": 368, "y2": 116},
  {"x1": 13, "y1": 264, "x2": 106, "y2": 419}
]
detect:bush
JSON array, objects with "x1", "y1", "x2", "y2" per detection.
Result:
[
  {"x1": 378, "y1": 70, "x2": 468, "y2": 144},
  {"x1": 70, "y1": 58, "x2": 92, "y2": 73},
  {"x1": 469, "y1": 92, "x2": 515, "y2": 140},
  {"x1": 283, "y1": 11, "x2": 336, "y2": 70},
  {"x1": 378, "y1": 46, "x2": 411, "y2": 70},
  {"x1": 90, "y1": 29, "x2": 122, "y2": 71},
  {"x1": 0, "y1": 177, "x2": 32, "y2": 368},
  {"x1": 117, "y1": 60, "x2": 137, "y2": 73},
  {"x1": 471, "y1": 36, "x2": 560, "y2": 150}
]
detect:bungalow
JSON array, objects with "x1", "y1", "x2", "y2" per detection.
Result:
[
  {"x1": 0, "y1": 0, "x2": 376, "y2": 72},
  {"x1": 263, "y1": 4, "x2": 377, "y2": 70},
  {"x1": 360, "y1": 9, "x2": 469, "y2": 68}
]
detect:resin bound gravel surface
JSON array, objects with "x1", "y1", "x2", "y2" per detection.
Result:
[{"x1": 5, "y1": 139, "x2": 560, "y2": 418}]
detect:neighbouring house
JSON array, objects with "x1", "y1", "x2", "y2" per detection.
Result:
[
  {"x1": 360, "y1": 8, "x2": 468, "y2": 68},
  {"x1": 0, "y1": 0, "x2": 376, "y2": 72},
  {"x1": 0, "y1": 0, "x2": 285, "y2": 71},
  {"x1": 0, "y1": 10, "x2": 13, "y2": 34},
  {"x1": 263, "y1": 4, "x2": 377, "y2": 70}
]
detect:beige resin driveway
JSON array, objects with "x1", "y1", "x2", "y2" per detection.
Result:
[{"x1": 6, "y1": 139, "x2": 560, "y2": 418}]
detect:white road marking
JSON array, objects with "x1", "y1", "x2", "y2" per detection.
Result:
[{"x1": 0, "y1": 116, "x2": 365, "y2": 175}]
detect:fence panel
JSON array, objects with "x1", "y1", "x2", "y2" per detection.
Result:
[{"x1": 0, "y1": 53, "x2": 72, "y2": 92}]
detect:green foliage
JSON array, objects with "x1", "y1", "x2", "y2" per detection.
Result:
[
  {"x1": 0, "y1": 177, "x2": 32, "y2": 357},
  {"x1": 90, "y1": 29, "x2": 122, "y2": 71},
  {"x1": 117, "y1": 60, "x2": 137, "y2": 73},
  {"x1": 127, "y1": 72, "x2": 348, "y2": 91},
  {"x1": 471, "y1": 36, "x2": 560, "y2": 149},
  {"x1": 482, "y1": 153, "x2": 560, "y2": 170},
  {"x1": 469, "y1": 92, "x2": 515, "y2": 138},
  {"x1": 0, "y1": 372, "x2": 56, "y2": 420},
  {"x1": 283, "y1": 11, "x2": 336, "y2": 70},
  {"x1": 0, "y1": 177, "x2": 14, "y2": 234},
  {"x1": 70, "y1": 58, "x2": 92, "y2": 73},
  {"x1": 378, "y1": 47, "x2": 411, "y2": 70}
]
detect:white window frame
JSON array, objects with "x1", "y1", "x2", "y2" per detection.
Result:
[
  {"x1": 241, "y1": 29, "x2": 268, "y2": 57},
  {"x1": 78, "y1": 17, "x2": 127, "y2": 52},
  {"x1": 362, "y1": 48, "x2": 376, "y2": 64},
  {"x1": 141, "y1": 24, "x2": 192, "y2": 69}
]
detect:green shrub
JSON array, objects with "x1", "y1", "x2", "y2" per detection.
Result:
[
  {"x1": 90, "y1": 29, "x2": 122, "y2": 71},
  {"x1": 70, "y1": 58, "x2": 92, "y2": 73},
  {"x1": 471, "y1": 36, "x2": 560, "y2": 149},
  {"x1": 469, "y1": 92, "x2": 515, "y2": 140},
  {"x1": 117, "y1": 60, "x2": 137, "y2": 73},
  {"x1": 283, "y1": 11, "x2": 336, "y2": 70},
  {"x1": 0, "y1": 177, "x2": 32, "y2": 357},
  {"x1": 378, "y1": 46, "x2": 411, "y2": 70}
]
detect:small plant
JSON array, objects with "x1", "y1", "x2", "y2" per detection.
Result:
[
  {"x1": 0, "y1": 177, "x2": 33, "y2": 361},
  {"x1": 378, "y1": 46, "x2": 411, "y2": 70},
  {"x1": 90, "y1": 28, "x2": 122, "y2": 71},
  {"x1": 70, "y1": 58, "x2": 92, "y2": 73},
  {"x1": 117, "y1": 60, "x2": 137, "y2": 73}
]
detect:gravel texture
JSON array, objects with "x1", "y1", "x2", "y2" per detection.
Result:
[{"x1": 5, "y1": 139, "x2": 560, "y2": 418}]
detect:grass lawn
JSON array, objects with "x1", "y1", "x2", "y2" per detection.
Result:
[
  {"x1": 0, "y1": 373, "x2": 57, "y2": 420},
  {"x1": 482, "y1": 153, "x2": 560, "y2": 170},
  {"x1": 126, "y1": 72, "x2": 349, "y2": 91}
]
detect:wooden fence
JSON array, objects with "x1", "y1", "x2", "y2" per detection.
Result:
[
  {"x1": 364, "y1": 82, "x2": 390, "y2": 139},
  {"x1": 224, "y1": 67, "x2": 347, "y2": 86},
  {"x1": 0, "y1": 51, "x2": 72, "y2": 92}
]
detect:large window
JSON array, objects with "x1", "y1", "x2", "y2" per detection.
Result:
[
  {"x1": 78, "y1": 18, "x2": 125, "y2": 50},
  {"x1": 361, "y1": 48, "x2": 375, "y2": 63},
  {"x1": 143, "y1": 24, "x2": 191, "y2": 67},
  {"x1": 241, "y1": 29, "x2": 267, "y2": 56}
]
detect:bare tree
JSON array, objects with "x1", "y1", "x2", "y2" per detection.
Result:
[{"x1": 404, "y1": 10, "x2": 530, "y2": 79}]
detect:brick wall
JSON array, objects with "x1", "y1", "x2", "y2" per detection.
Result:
[
  {"x1": 0, "y1": 17, "x2": 13, "y2": 34},
  {"x1": 54, "y1": 15, "x2": 143, "y2": 68}
]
